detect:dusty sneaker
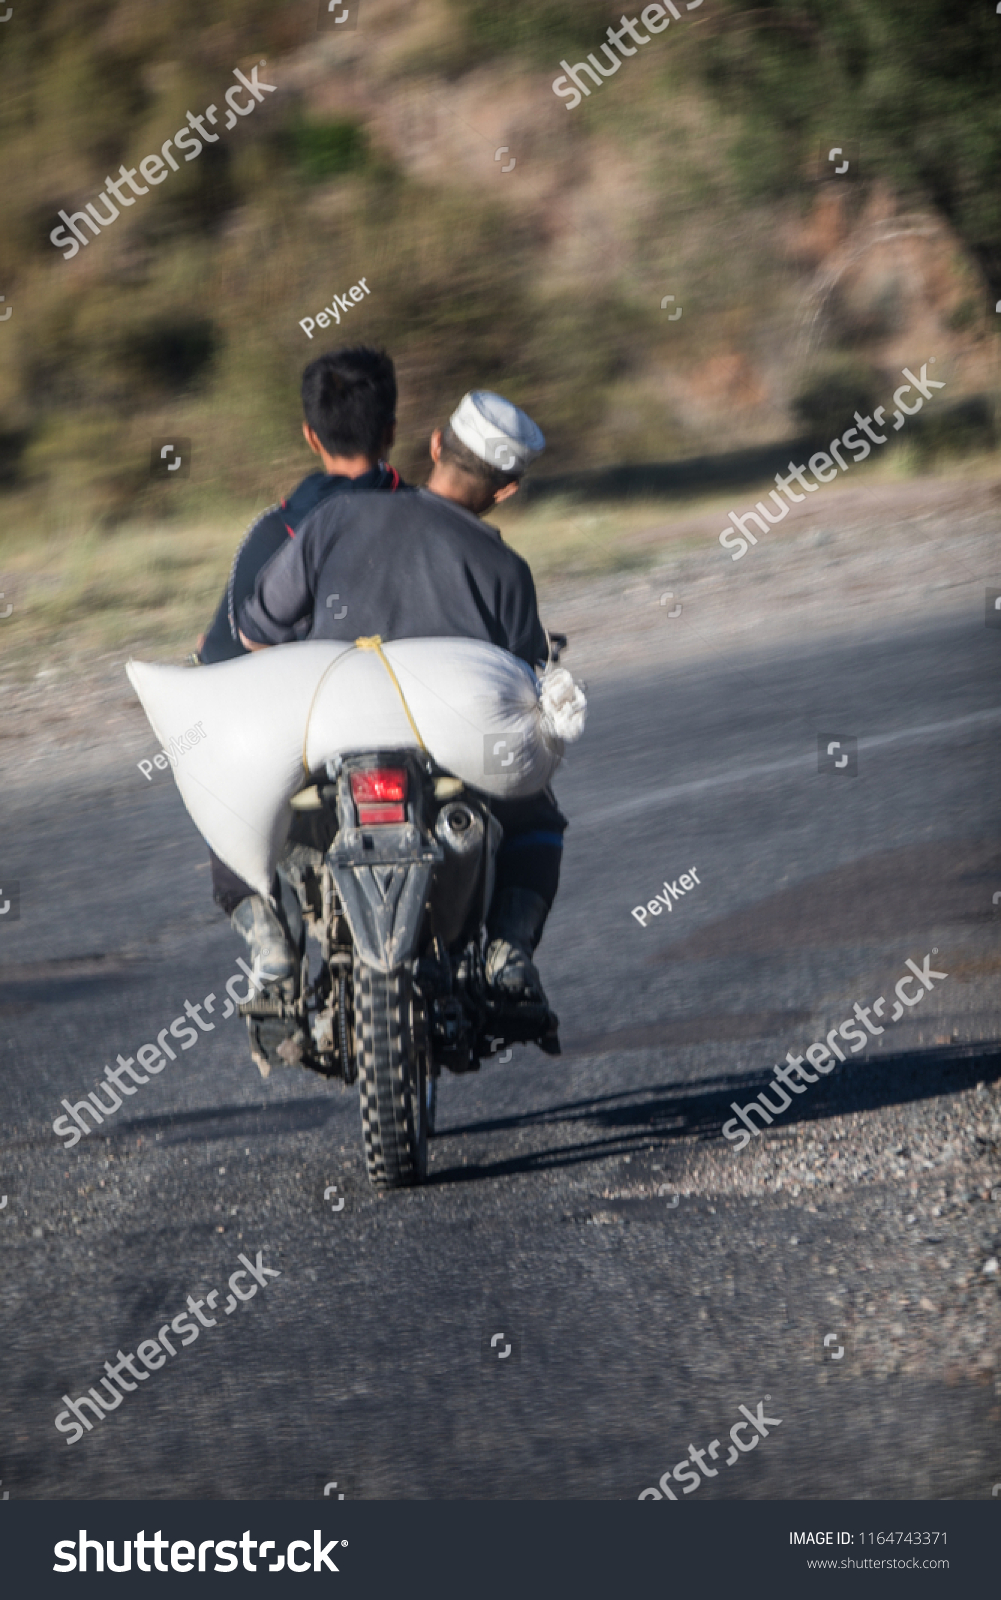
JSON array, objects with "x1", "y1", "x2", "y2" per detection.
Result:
[
  {"x1": 485, "y1": 886, "x2": 551, "y2": 1002},
  {"x1": 230, "y1": 895, "x2": 296, "y2": 986},
  {"x1": 230, "y1": 868, "x2": 304, "y2": 987},
  {"x1": 485, "y1": 936, "x2": 546, "y2": 1002},
  {"x1": 231, "y1": 874, "x2": 306, "y2": 1075}
]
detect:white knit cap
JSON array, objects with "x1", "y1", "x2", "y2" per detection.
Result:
[{"x1": 448, "y1": 390, "x2": 545, "y2": 474}]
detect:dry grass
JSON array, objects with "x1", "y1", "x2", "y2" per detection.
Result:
[
  {"x1": 3, "y1": 443, "x2": 997, "y2": 679},
  {"x1": 0, "y1": 484, "x2": 716, "y2": 676}
]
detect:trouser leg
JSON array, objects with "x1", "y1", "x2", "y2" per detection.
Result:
[
  {"x1": 210, "y1": 801, "x2": 332, "y2": 985},
  {"x1": 487, "y1": 788, "x2": 567, "y2": 924},
  {"x1": 212, "y1": 851, "x2": 303, "y2": 992},
  {"x1": 209, "y1": 835, "x2": 313, "y2": 1078},
  {"x1": 230, "y1": 875, "x2": 303, "y2": 989},
  {"x1": 209, "y1": 848, "x2": 255, "y2": 917},
  {"x1": 484, "y1": 789, "x2": 567, "y2": 999},
  {"x1": 210, "y1": 809, "x2": 334, "y2": 918}
]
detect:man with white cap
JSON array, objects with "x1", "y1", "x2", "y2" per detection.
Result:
[
  {"x1": 236, "y1": 390, "x2": 567, "y2": 1023},
  {"x1": 443, "y1": 387, "x2": 546, "y2": 492}
]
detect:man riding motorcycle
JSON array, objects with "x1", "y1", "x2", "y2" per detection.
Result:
[
  {"x1": 195, "y1": 346, "x2": 404, "y2": 926},
  {"x1": 233, "y1": 390, "x2": 567, "y2": 1053}
]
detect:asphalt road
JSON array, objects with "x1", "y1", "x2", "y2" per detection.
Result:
[{"x1": 1, "y1": 610, "x2": 999, "y2": 1501}]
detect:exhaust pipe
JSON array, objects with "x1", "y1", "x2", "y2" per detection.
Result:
[
  {"x1": 431, "y1": 802, "x2": 486, "y2": 944},
  {"x1": 435, "y1": 801, "x2": 484, "y2": 855}
]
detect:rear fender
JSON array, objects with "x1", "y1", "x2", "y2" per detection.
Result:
[{"x1": 328, "y1": 824, "x2": 443, "y2": 974}]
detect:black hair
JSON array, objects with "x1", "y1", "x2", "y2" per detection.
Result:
[
  {"x1": 301, "y1": 346, "x2": 397, "y2": 460},
  {"x1": 438, "y1": 423, "x2": 521, "y2": 493}
]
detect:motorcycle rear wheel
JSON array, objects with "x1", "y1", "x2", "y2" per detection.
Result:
[{"x1": 354, "y1": 958, "x2": 428, "y2": 1189}]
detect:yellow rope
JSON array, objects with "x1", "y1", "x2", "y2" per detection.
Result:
[
  {"x1": 300, "y1": 635, "x2": 427, "y2": 775},
  {"x1": 354, "y1": 635, "x2": 428, "y2": 750}
]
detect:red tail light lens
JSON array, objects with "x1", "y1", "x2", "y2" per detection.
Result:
[
  {"x1": 350, "y1": 767, "x2": 408, "y2": 824},
  {"x1": 350, "y1": 768, "x2": 408, "y2": 803}
]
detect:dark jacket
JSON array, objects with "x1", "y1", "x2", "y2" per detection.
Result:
[
  {"x1": 198, "y1": 463, "x2": 403, "y2": 663},
  {"x1": 237, "y1": 486, "x2": 549, "y2": 669}
]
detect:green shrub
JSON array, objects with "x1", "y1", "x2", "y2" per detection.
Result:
[
  {"x1": 447, "y1": 0, "x2": 619, "y2": 67},
  {"x1": 118, "y1": 318, "x2": 219, "y2": 393},
  {"x1": 791, "y1": 358, "x2": 883, "y2": 439},
  {"x1": 946, "y1": 298, "x2": 980, "y2": 333},
  {"x1": 695, "y1": 0, "x2": 1001, "y2": 297},
  {"x1": 908, "y1": 396, "x2": 996, "y2": 464},
  {"x1": 286, "y1": 119, "x2": 369, "y2": 182}
]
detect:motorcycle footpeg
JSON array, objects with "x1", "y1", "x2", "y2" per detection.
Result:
[
  {"x1": 480, "y1": 998, "x2": 559, "y2": 1045},
  {"x1": 246, "y1": 1016, "x2": 310, "y2": 1077},
  {"x1": 474, "y1": 1010, "x2": 561, "y2": 1059},
  {"x1": 238, "y1": 969, "x2": 300, "y2": 1017},
  {"x1": 239, "y1": 995, "x2": 288, "y2": 1019}
]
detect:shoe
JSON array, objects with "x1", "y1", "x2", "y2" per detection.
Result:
[
  {"x1": 485, "y1": 887, "x2": 551, "y2": 1005},
  {"x1": 485, "y1": 937, "x2": 546, "y2": 1001},
  {"x1": 231, "y1": 873, "x2": 307, "y2": 1077},
  {"x1": 229, "y1": 871, "x2": 303, "y2": 989}
]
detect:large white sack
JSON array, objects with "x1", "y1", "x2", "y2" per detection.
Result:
[{"x1": 126, "y1": 638, "x2": 584, "y2": 900}]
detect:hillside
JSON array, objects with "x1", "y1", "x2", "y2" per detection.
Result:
[{"x1": 0, "y1": 0, "x2": 997, "y2": 541}]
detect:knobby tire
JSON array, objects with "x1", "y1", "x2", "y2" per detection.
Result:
[{"x1": 354, "y1": 959, "x2": 427, "y2": 1189}]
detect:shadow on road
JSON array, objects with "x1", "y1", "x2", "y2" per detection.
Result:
[
  {"x1": 32, "y1": 1041, "x2": 999, "y2": 1189},
  {"x1": 430, "y1": 1039, "x2": 1001, "y2": 1186},
  {"x1": 87, "y1": 1094, "x2": 340, "y2": 1149}
]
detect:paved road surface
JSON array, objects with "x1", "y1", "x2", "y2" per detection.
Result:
[{"x1": 1, "y1": 610, "x2": 999, "y2": 1500}]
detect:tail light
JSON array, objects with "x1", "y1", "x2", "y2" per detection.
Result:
[{"x1": 350, "y1": 766, "x2": 408, "y2": 825}]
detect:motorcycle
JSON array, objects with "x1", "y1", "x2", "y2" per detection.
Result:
[{"x1": 238, "y1": 636, "x2": 568, "y2": 1191}]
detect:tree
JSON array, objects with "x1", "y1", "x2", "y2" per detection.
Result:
[{"x1": 691, "y1": 0, "x2": 1001, "y2": 298}]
